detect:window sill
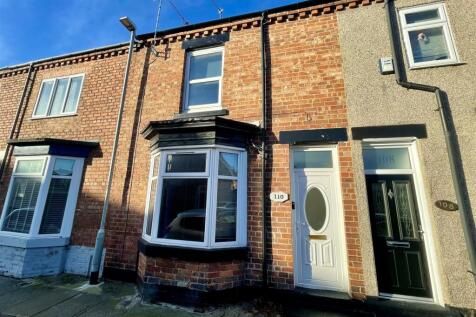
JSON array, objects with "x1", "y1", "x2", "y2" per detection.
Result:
[
  {"x1": 138, "y1": 238, "x2": 247, "y2": 262},
  {"x1": 0, "y1": 233, "x2": 69, "y2": 248},
  {"x1": 174, "y1": 108, "x2": 229, "y2": 119},
  {"x1": 409, "y1": 61, "x2": 466, "y2": 70},
  {"x1": 31, "y1": 113, "x2": 78, "y2": 120}
]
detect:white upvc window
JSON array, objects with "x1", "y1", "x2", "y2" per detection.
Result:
[
  {"x1": 33, "y1": 74, "x2": 84, "y2": 118},
  {"x1": 399, "y1": 3, "x2": 459, "y2": 68},
  {"x1": 183, "y1": 46, "x2": 224, "y2": 113},
  {"x1": 0, "y1": 155, "x2": 84, "y2": 238},
  {"x1": 142, "y1": 146, "x2": 247, "y2": 249}
]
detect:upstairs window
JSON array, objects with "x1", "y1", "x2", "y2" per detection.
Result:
[
  {"x1": 0, "y1": 156, "x2": 84, "y2": 237},
  {"x1": 143, "y1": 146, "x2": 247, "y2": 249},
  {"x1": 399, "y1": 3, "x2": 458, "y2": 68},
  {"x1": 33, "y1": 74, "x2": 84, "y2": 118},
  {"x1": 183, "y1": 47, "x2": 224, "y2": 113}
]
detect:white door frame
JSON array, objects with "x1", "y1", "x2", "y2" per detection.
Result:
[
  {"x1": 290, "y1": 145, "x2": 350, "y2": 293},
  {"x1": 363, "y1": 137, "x2": 443, "y2": 306}
]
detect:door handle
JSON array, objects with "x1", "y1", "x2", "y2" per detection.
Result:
[{"x1": 386, "y1": 241, "x2": 410, "y2": 248}]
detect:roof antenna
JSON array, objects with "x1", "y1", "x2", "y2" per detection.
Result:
[
  {"x1": 151, "y1": 0, "x2": 169, "y2": 59},
  {"x1": 168, "y1": 0, "x2": 190, "y2": 25},
  {"x1": 210, "y1": 0, "x2": 224, "y2": 19}
]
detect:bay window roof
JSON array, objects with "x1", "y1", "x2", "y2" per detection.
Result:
[{"x1": 142, "y1": 116, "x2": 260, "y2": 149}]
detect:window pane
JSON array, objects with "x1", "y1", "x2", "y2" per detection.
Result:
[
  {"x1": 49, "y1": 79, "x2": 69, "y2": 116},
  {"x1": 188, "y1": 81, "x2": 219, "y2": 106},
  {"x1": 53, "y1": 159, "x2": 75, "y2": 176},
  {"x1": 409, "y1": 27, "x2": 450, "y2": 63},
  {"x1": 189, "y1": 52, "x2": 222, "y2": 80},
  {"x1": 371, "y1": 181, "x2": 392, "y2": 238},
  {"x1": 166, "y1": 153, "x2": 206, "y2": 173},
  {"x1": 34, "y1": 81, "x2": 54, "y2": 116},
  {"x1": 145, "y1": 178, "x2": 157, "y2": 236},
  {"x1": 405, "y1": 9, "x2": 440, "y2": 24},
  {"x1": 152, "y1": 155, "x2": 160, "y2": 177},
  {"x1": 294, "y1": 151, "x2": 333, "y2": 169},
  {"x1": 1, "y1": 177, "x2": 41, "y2": 233},
  {"x1": 16, "y1": 159, "x2": 44, "y2": 174},
  {"x1": 158, "y1": 179, "x2": 207, "y2": 242},
  {"x1": 215, "y1": 179, "x2": 237, "y2": 242},
  {"x1": 219, "y1": 153, "x2": 238, "y2": 177},
  {"x1": 305, "y1": 187, "x2": 327, "y2": 232},
  {"x1": 394, "y1": 181, "x2": 417, "y2": 239},
  {"x1": 39, "y1": 178, "x2": 71, "y2": 234},
  {"x1": 363, "y1": 148, "x2": 411, "y2": 170},
  {"x1": 63, "y1": 77, "x2": 82, "y2": 113}
]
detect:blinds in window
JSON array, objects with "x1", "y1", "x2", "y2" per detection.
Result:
[
  {"x1": 39, "y1": 178, "x2": 71, "y2": 234},
  {"x1": 2, "y1": 177, "x2": 41, "y2": 233}
]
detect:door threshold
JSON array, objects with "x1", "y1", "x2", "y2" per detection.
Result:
[
  {"x1": 379, "y1": 292, "x2": 435, "y2": 305},
  {"x1": 294, "y1": 287, "x2": 351, "y2": 300}
]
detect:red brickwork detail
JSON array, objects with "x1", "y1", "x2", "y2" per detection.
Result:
[{"x1": 138, "y1": 253, "x2": 245, "y2": 291}]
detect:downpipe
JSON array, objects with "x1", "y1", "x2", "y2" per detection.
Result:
[
  {"x1": 0, "y1": 63, "x2": 34, "y2": 183},
  {"x1": 260, "y1": 11, "x2": 269, "y2": 288},
  {"x1": 385, "y1": 0, "x2": 476, "y2": 284},
  {"x1": 89, "y1": 27, "x2": 137, "y2": 285}
]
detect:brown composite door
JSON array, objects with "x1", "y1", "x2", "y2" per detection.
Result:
[{"x1": 366, "y1": 174, "x2": 432, "y2": 298}]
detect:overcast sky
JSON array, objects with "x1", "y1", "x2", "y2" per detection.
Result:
[{"x1": 0, "y1": 0, "x2": 302, "y2": 67}]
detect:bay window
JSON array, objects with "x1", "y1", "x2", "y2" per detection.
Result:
[
  {"x1": 143, "y1": 146, "x2": 246, "y2": 249},
  {"x1": 0, "y1": 156, "x2": 84, "y2": 238},
  {"x1": 399, "y1": 3, "x2": 458, "y2": 68}
]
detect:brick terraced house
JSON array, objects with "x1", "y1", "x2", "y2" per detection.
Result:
[{"x1": 0, "y1": 0, "x2": 474, "y2": 315}]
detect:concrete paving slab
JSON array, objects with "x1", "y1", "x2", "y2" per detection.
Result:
[
  {"x1": 34, "y1": 293, "x2": 104, "y2": 317},
  {"x1": 1, "y1": 286, "x2": 78, "y2": 317},
  {"x1": 74, "y1": 297, "x2": 125, "y2": 317},
  {"x1": 0, "y1": 277, "x2": 25, "y2": 297}
]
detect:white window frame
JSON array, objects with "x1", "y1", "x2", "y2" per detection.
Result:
[
  {"x1": 0, "y1": 155, "x2": 84, "y2": 240},
  {"x1": 32, "y1": 74, "x2": 85, "y2": 119},
  {"x1": 399, "y1": 3, "x2": 459, "y2": 69},
  {"x1": 142, "y1": 145, "x2": 247, "y2": 249},
  {"x1": 182, "y1": 46, "x2": 224, "y2": 113}
]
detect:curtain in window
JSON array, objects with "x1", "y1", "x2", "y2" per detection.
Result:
[
  {"x1": 2, "y1": 177, "x2": 41, "y2": 233},
  {"x1": 409, "y1": 27, "x2": 449, "y2": 62}
]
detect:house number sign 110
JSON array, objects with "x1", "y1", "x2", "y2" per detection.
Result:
[{"x1": 270, "y1": 192, "x2": 289, "y2": 202}]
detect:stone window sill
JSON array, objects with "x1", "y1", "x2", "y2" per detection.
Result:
[{"x1": 0, "y1": 234, "x2": 69, "y2": 248}]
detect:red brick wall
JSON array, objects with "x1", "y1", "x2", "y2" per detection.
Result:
[
  {"x1": 0, "y1": 3, "x2": 367, "y2": 299},
  {"x1": 138, "y1": 253, "x2": 244, "y2": 291}
]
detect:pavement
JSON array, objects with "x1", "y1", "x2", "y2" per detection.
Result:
[
  {"x1": 0, "y1": 275, "x2": 288, "y2": 317},
  {"x1": 0, "y1": 275, "x2": 463, "y2": 317}
]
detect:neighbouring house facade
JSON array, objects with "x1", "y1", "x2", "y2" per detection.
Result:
[{"x1": 0, "y1": 0, "x2": 474, "y2": 314}]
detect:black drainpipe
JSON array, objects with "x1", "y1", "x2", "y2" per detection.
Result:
[
  {"x1": 385, "y1": 0, "x2": 476, "y2": 283},
  {"x1": 260, "y1": 11, "x2": 269, "y2": 288},
  {"x1": 0, "y1": 62, "x2": 34, "y2": 183}
]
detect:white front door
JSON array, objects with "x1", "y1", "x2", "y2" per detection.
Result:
[{"x1": 293, "y1": 147, "x2": 347, "y2": 291}]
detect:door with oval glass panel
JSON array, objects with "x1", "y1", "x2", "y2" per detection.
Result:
[{"x1": 293, "y1": 148, "x2": 347, "y2": 291}]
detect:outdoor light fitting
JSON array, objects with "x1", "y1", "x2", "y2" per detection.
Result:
[{"x1": 120, "y1": 16, "x2": 136, "y2": 32}]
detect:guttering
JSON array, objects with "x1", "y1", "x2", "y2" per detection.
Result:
[
  {"x1": 0, "y1": 62, "x2": 34, "y2": 183},
  {"x1": 0, "y1": 42, "x2": 128, "y2": 72},
  {"x1": 260, "y1": 11, "x2": 269, "y2": 288},
  {"x1": 89, "y1": 21, "x2": 138, "y2": 285},
  {"x1": 384, "y1": 0, "x2": 476, "y2": 284}
]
